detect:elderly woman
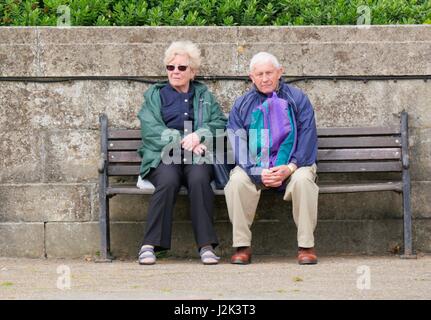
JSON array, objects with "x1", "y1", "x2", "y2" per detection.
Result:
[{"x1": 137, "y1": 41, "x2": 227, "y2": 265}]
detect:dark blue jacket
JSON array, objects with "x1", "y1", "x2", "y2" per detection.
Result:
[{"x1": 227, "y1": 81, "x2": 318, "y2": 187}]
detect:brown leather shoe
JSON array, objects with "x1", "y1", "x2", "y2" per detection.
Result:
[
  {"x1": 231, "y1": 247, "x2": 252, "y2": 265},
  {"x1": 298, "y1": 247, "x2": 318, "y2": 265}
]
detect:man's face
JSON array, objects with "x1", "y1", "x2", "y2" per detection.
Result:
[{"x1": 249, "y1": 62, "x2": 284, "y2": 95}]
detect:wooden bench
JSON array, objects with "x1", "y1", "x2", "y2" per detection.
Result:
[{"x1": 97, "y1": 111, "x2": 415, "y2": 261}]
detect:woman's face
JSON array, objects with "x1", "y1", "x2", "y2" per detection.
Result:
[{"x1": 166, "y1": 54, "x2": 196, "y2": 93}]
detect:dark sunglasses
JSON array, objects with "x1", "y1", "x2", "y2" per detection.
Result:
[{"x1": 166, "y1": 65, "x2": 189, "y2": 72}]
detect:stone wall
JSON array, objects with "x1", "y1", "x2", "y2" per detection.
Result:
[{"x1": 0, "y1": 26, "x2": 430, "y2": 258}]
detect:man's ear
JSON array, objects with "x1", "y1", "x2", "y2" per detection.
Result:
[
  {"x1": 278, "y1": 67, "x2": 285, "y2": 77},
  {"x1": 249, "y1": 73, "x2": 255, "y2": 84}
]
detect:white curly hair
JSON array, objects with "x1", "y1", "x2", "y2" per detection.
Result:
[
  {"x1": 249, "y1": 52, "x2": 281, "y2": 72},
  {"x1": 163, "y1": 41, "x2": 202, "y2": 71}
]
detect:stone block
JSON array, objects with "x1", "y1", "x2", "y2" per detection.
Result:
[
  {"x1": 412, "y1": 182, "x2": 431, "y2": 219},
  {"x1": 317, "y1": 192, "x2": 402, "y2": 220},
  {"x1": 381, "y1": 81, "x2": 431, "y2": 129},
  {"x1": 198, "y1": 44, "x2": 238, "y2": 76},
  {"x1": 89, "y1": 183, "x2": 100, "y2": 222},
  {"x1": 0, "y1": 223, "x2": 44, "y2": 258},
  {"x1": 0, "y1": 82, "x2": 33, "y2": 132},
  {"x1": 85, "y1": 81, "x2": 149, "y2": 130},
  {"x1": 45, "y1": 222, "x2": 99, "y2": 258},
  {"x1": 0, "y1": 130, "x2": 43, "y2": 183},
  {"x1": 0, "y1": 184, "x2": 92, "y2": 222},
  {"x1": 110, "y1": 222, "x2": 144, "y2": 259},
  {"x1": 413, "y1": 219, "x2": 431, "y2": 253},
  {"x1": 409, "y1": 128, "x2": 431, "y2": 182},
  {"x1": 44, "y1": 130, "x2": 99, "y2": 182},
  {"x1": 205, "y1": 80, "x2": 250, "y2": 112},
  {"x1": 0, "y1": 28, "x2": 38, "y2": 76},
  {"x1": 0, "y1": 27, "x2": 37, "y2": 44},
  {"x1": 109, "y1": 194, "x2": 154, "y2": 222},
  {"x1": 315, "y1": 219, "x2": 403, "y2": 255},
  {"x1": 368, "y1": 219, "x2": 404, "y2": 254},
  {"x1": 29, "y1": 82, "x2": 88, "y2": 129}
]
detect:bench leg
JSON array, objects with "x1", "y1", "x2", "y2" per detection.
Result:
[
  {"x1": 400, "y1": 170, "x2": 416, "y2": 259},
  {"x1": 96, "y1": 194, "x2": 114, "y2": 263}
]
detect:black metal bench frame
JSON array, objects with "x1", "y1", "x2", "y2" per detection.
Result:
[{"x1": 97, "y1": 111, "x2": 415, "y2": 262}]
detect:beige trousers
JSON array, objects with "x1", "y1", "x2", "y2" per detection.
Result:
[{"x1": 224, "y1": 164, "x2": 318, "y2": 248}]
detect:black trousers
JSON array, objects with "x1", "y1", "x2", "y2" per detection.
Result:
[{"x1": 142, "y1": 162, "x2": 218, "y2": 251}]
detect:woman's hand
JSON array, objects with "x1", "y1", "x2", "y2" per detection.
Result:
[
  {"x1": 192, "y1": 143, "x2": 207, "y2": 155},
  {"x1": 181, "y1": 132, "x2": 200, "y2": 151}
]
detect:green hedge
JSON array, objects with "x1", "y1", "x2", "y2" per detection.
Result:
[{"x1": 0, "y1": 0, "x2": 430, "y2": 26}]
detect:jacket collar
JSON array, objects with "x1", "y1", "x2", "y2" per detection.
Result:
[{"x1": 153, "y1": 80, "x2": 207, "y2": 95}]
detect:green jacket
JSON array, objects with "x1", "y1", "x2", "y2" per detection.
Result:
[{"x1": 137, "y1": 81, "x2": 227, "y2": 178}]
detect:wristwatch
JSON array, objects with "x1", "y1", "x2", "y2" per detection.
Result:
[{"x1": 287, "y1": 163, "x2": 297, "y2": 173}]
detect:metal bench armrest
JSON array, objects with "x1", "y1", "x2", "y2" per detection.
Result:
[{"x1": 98, "y1": 153, "x2": 106, "y2": 173}]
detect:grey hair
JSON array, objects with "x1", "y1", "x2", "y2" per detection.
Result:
[
  {"x1": 163, "y1": 41, "x2": 201, "y2": 71},
  {"x1": 249, "y1": 52, "x2": 281, "y2": 72}
]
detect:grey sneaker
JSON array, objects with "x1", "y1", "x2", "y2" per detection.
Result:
[
  {"x1": 200, "y1": 246, "x2": 220, "y2": 265},
  {"x1": 138, "y1": 245, "x2": 156, "y2": 265}
]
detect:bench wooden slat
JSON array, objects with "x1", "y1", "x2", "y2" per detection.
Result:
[
  {"x1": 108, "y1": 151, "x2": 141, "y2": 163},
  {"x1": 318, "y1": 137, "x2": 401, "y2": 148},
  {"x1": 108, "y1": 185, "x2": 188, "y2": 195},
  {"x1": 109, "y1": 129, "x2": 141, "y2": 140},
  {"x1": 108, "y1": 140, "x2": 142, "y2": 151},
  {"x1": 108, "y1": 165, "x2": 141, "y2": 176},
  {"x1": 317, "y1": 161, "x2": 402, "y2": 172},
  {"x1": 318, "y1": 148, "x2": 401, "y2": 160},
  {"x1": 318, "y1": 182, "x2": 402, "y2": 193},
  {"x1": 317, "y1": 126, "x2": 400, "y2": 136}
]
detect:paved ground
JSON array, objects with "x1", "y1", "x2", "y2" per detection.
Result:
[{"x1": 0, "y1": 255, "x2": 430, "y2": 300}]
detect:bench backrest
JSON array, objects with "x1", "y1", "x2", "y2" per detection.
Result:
[{"x1": 100, "y1": 115, "x2": 405, "y2": 177}]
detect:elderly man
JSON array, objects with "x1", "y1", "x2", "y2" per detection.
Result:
[{"x1": 225, "y1": 52, "x2": 318, "y2": 265}]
